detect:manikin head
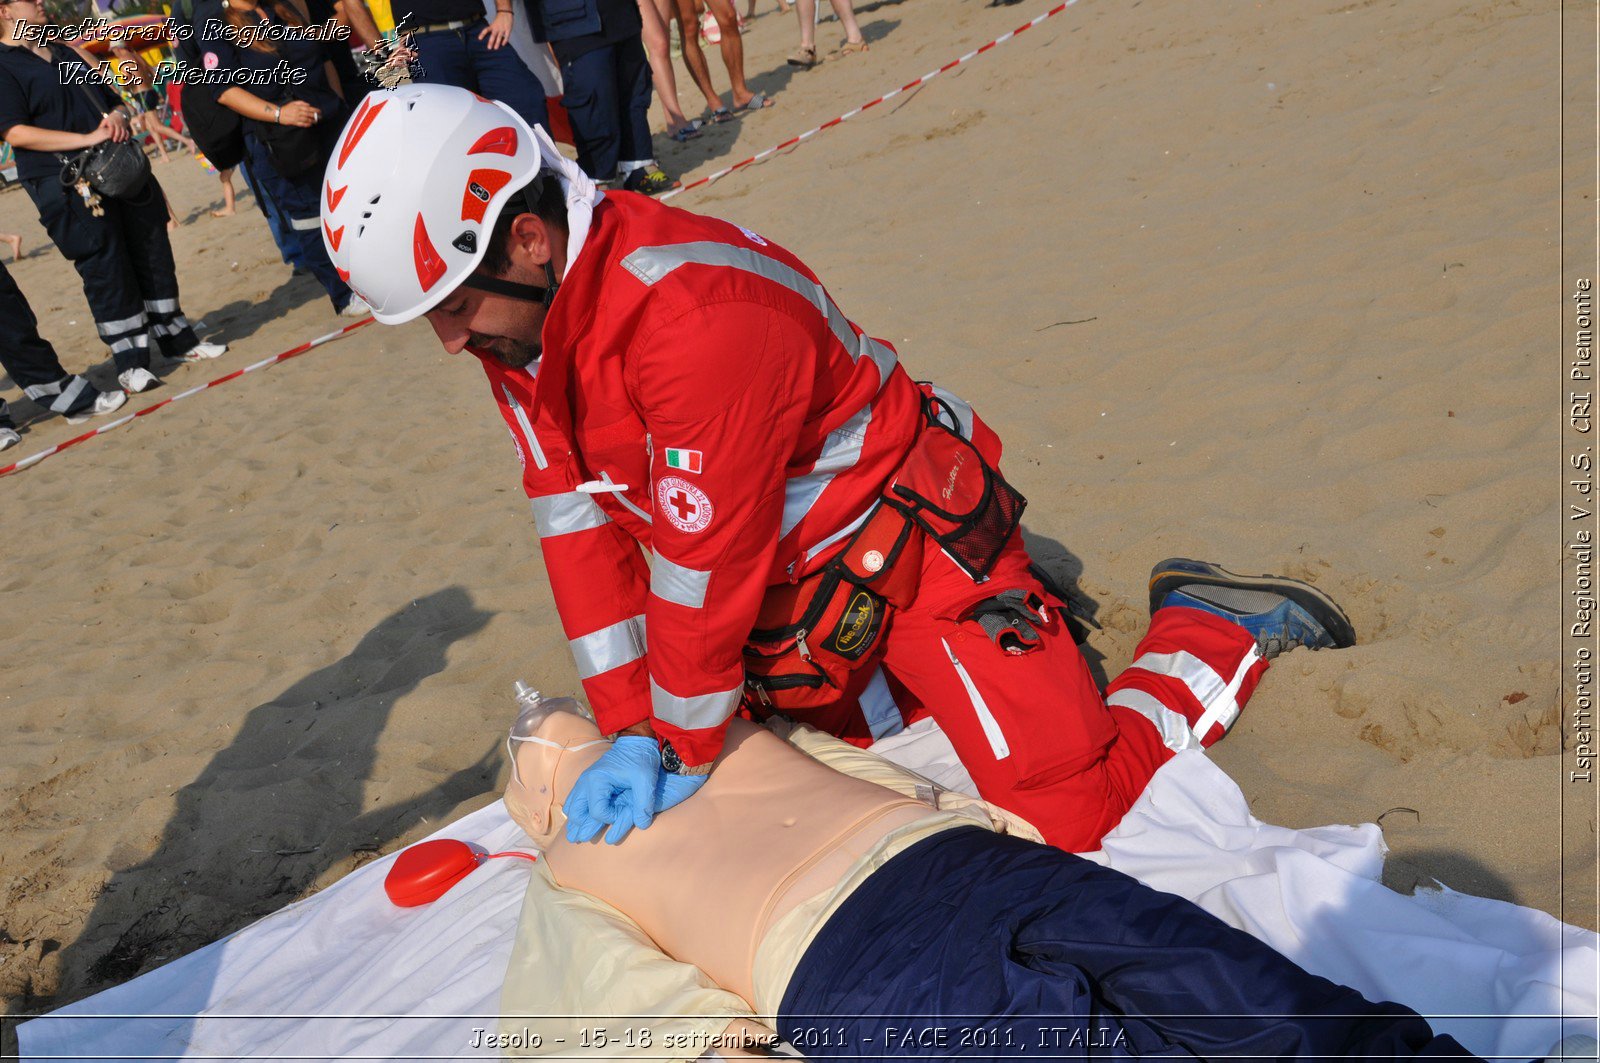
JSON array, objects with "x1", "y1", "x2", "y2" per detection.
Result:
[
  {"x1": 501, "y1": 698, "x2": 607, "y2": 847},
  {"x1": 319, "y1": 83, "x2": 578, "y2": 370}
]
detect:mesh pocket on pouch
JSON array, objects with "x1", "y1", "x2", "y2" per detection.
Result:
[{"x1": 886, "y1": 414, "x2": 1026, "y2": 582}]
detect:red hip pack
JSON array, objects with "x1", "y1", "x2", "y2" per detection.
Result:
[{"x1": 741, "y1": 390, "x2": 1026, "y2": 711}]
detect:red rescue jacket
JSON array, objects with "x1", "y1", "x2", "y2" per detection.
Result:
[{"x1": 475, "y1": 191, "x2": 925, "y2": 767}]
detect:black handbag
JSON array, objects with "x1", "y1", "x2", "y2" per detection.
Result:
[
  {"x1": 55, "y1": 50, "x2": 153, "y2": 199},
  {"x1": 63, "y1": 138, "x2": 152, "y2": 198}
]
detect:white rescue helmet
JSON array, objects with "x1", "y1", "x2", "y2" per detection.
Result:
[{"x1": 320, "y1": 83, "x2": 547, "y2": 325}]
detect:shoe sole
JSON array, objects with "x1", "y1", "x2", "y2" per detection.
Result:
[{"x1": 1147, "y1": 557, "x2": 1357, "y2": 648}]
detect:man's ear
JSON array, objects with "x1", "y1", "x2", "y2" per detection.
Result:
[{"x1": 507, "y1": 212, "x2": 552, "y2": 269}]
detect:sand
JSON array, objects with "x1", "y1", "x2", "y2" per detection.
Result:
[{"x1": 0, "y1": 0, "x2": 1590, "y2": 1035}]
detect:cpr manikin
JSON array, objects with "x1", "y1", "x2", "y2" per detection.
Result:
[
  {"x1": 498, "y1": 695, "x2": 1475, "y2": 1062},
  {"x1": 502, "y1": 693, "x2": 951, "y2": 1009}
]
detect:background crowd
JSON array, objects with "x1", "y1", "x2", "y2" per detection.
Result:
[{"x1": 0, "y1": 0, "x2": 874, "y2": 450}]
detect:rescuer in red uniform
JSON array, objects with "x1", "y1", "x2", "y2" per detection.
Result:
[{"x1": 322, "y1": 85, "x2": 1355, "y2": 849}]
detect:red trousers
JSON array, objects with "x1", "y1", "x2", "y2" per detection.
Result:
[{"x1": 785, "y1": 534, "x2": 1267, "y2": 852}]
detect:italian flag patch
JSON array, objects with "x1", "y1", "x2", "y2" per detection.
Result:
[{"x1": 663, "y1": 448, "x2": 703, "y2": 473}]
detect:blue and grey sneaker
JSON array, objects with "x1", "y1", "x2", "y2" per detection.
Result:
[{"x1": 1148, "y1": 558, "x2": 1356, "y2": 660}]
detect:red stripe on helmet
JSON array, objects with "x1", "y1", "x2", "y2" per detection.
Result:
[
  {"x1": 461, "y1": 168, "x2": 513, "y2": 224},
  {"x1": 325, "y1": 181, "x2": 347, "y2": 211},
  {"x1": 337, "y1": 97, "x2": 388, "y2": 169},
  {"x1": 413, "y1": 214, "x2": 448, "y2": 292},
  {"x1": 324, "y1": 221, "x2": 345, "y2": 252},
  {"x1": 467, "y1": 126, "x2": 518, "y2": 157}
]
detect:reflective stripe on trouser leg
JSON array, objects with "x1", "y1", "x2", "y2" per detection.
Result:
[{"x1": 1103, "y1": 603, "x2": 1269, "y2": 752}]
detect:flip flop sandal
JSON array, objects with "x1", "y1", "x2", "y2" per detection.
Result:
[
  {"x1": 729, "y1": 91, "x2": 773, "y2": 115},
  {"x1": 668, "y1": 119, "x2": 704, "y2": 142},
  {"x1": 787, "y1": 45, "x2": 819, "y2": 67},
  {"x1": 839, "y1": 38, "x2": 868, "y2": 55},
  {"x1": 706, "y1": 107, "x2": 734, "y2": 123}
]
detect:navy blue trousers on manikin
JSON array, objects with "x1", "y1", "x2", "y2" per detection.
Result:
[{"x1": 778, "y1": 827, "x2": 1480, "y2": 1061}]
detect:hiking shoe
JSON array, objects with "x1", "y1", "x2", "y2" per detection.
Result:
[
  {"x1": 117, "y1": 367, "x2": 161, "y2": 394},
  {"x1": 339, "y1": 294, "x2": 373, "y2": 318},
  {"x1": 175, "y1": 340, "x2": 227, "y2": 362},
  {"x1": 1148, "y1": 558, "x2": 1356, "y2": 660},
  {"x1": 0, "y1": 426, "x2": 19, "y2": 452},
  {"x1": 64, "y1": 387, "x2": 128, "y2": 425},
  {"x1": 622, "y1": 165, "x2": 681, "y2": 196}
]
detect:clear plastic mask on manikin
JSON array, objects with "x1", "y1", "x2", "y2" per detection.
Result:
[{"x1": 506, "y1": 681, "x2": 605, "y2": 790}]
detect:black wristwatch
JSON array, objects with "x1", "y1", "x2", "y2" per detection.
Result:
[{"x1": 659, "y1": 739, "x2": 712, "y2": 777}]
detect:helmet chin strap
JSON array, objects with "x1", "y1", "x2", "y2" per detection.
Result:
[{"x1": 458, "y1": 263, "x2": 557, "y2": 308}]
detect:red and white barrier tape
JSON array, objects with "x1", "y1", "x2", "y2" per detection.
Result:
[
  {"x1": 2, "y1": 0, "x2": 1073, "y2": 479},
  {"x1": 661, "y1": 0, "x2": 1078, "y2": 201},
  {"x1": 0, "y1": 317, "x2": 375, "y2": 479}
]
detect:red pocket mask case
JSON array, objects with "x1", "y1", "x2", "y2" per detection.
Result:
[{"x1": 384, "y1": 838, "x2": 539, "y2": 907}]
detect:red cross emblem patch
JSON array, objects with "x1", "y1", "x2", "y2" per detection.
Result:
[{"x1": 657, "y1": 476, "x2": 714, "y2": 534}]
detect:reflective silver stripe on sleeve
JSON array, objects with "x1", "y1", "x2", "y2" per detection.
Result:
[
  {"x1": 530, "y1": 490, "x2": 611, "y2": 538},
  {"x1": 289, "y1": 215, "x2": 322, "y2": 231},
  {"x1": 570, "y1": 614, "x2": 647, "y2": 680},
  {"x1": 142, "y1": 298, "x2": 180, "y2": 314},
  {"x1": 500, "y1": 384, "x2": 549, "y2": 470},
  {"x1": 649, "y1": 677, "x2": 742, "y2": 730},
  {"x1": 780, "y1": 402, "x2": 872, "y2": 539},
  {"x1": 621, "y1": 242, "x2": 896, "y2": 383},
  {"x1": 651, "y1": 553, "x2": 711, "y2": 609}
]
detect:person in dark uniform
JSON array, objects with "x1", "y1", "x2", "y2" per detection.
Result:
[
  {"x1": 526, "y1": 0, "x2": 674, "y2": 191},
  {"x1": 204, "y1": 0, "x2": 369, "y2": 315},
  {"x1": 0, "y1": 258, "x2": 127, "y2": 451},
  {"x1": 0, "y1": 0, "x2": 225, "y2": 395},
  {"x1": 395, "y1": 0, "x2": 549, "y2": 133}
]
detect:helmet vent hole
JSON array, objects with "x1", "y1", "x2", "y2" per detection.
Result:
[
  {"x1": 358, "y1": 224, "x2": 366, "y2": 237},
  {"x1": 369, "y1": 194, "x2": 381, "y2": 204}
]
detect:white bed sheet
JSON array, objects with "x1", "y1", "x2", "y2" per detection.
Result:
[{"x1": 20, "y1": 719, "x2": 1598, "y2": 1061}]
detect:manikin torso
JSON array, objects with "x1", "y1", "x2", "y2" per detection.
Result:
[{"x1": 504, "y1": 712, "x2": 929, "y2": 1008}]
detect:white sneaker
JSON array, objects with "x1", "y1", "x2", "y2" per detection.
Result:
[
  {"x1": 64, "y1": 388, "x2": 129, "y2": 425},
  {"x1": 118, "y1": 368, "x2": 161, "y2": 393},
  {"x1": 0, "y1": 426, "x2": 20, "y2": 452},
  {"x1": 176, "y1": 340, "x2": 227, "y2": 362},
  {"x1": 339, "y1": 294, "x2": 372, "y2": 318}
]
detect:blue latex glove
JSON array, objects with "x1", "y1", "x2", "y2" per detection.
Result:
[
  {"x1": 562, "y1": 735, "x2": 663, "y2": 845},
  {"x1": 654, "y1": 770, "x2": 709, "y2": 814}
]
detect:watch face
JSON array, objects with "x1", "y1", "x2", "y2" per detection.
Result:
[{"x1": 660, "y1": 740, "x2": 681, "y2": 774}]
